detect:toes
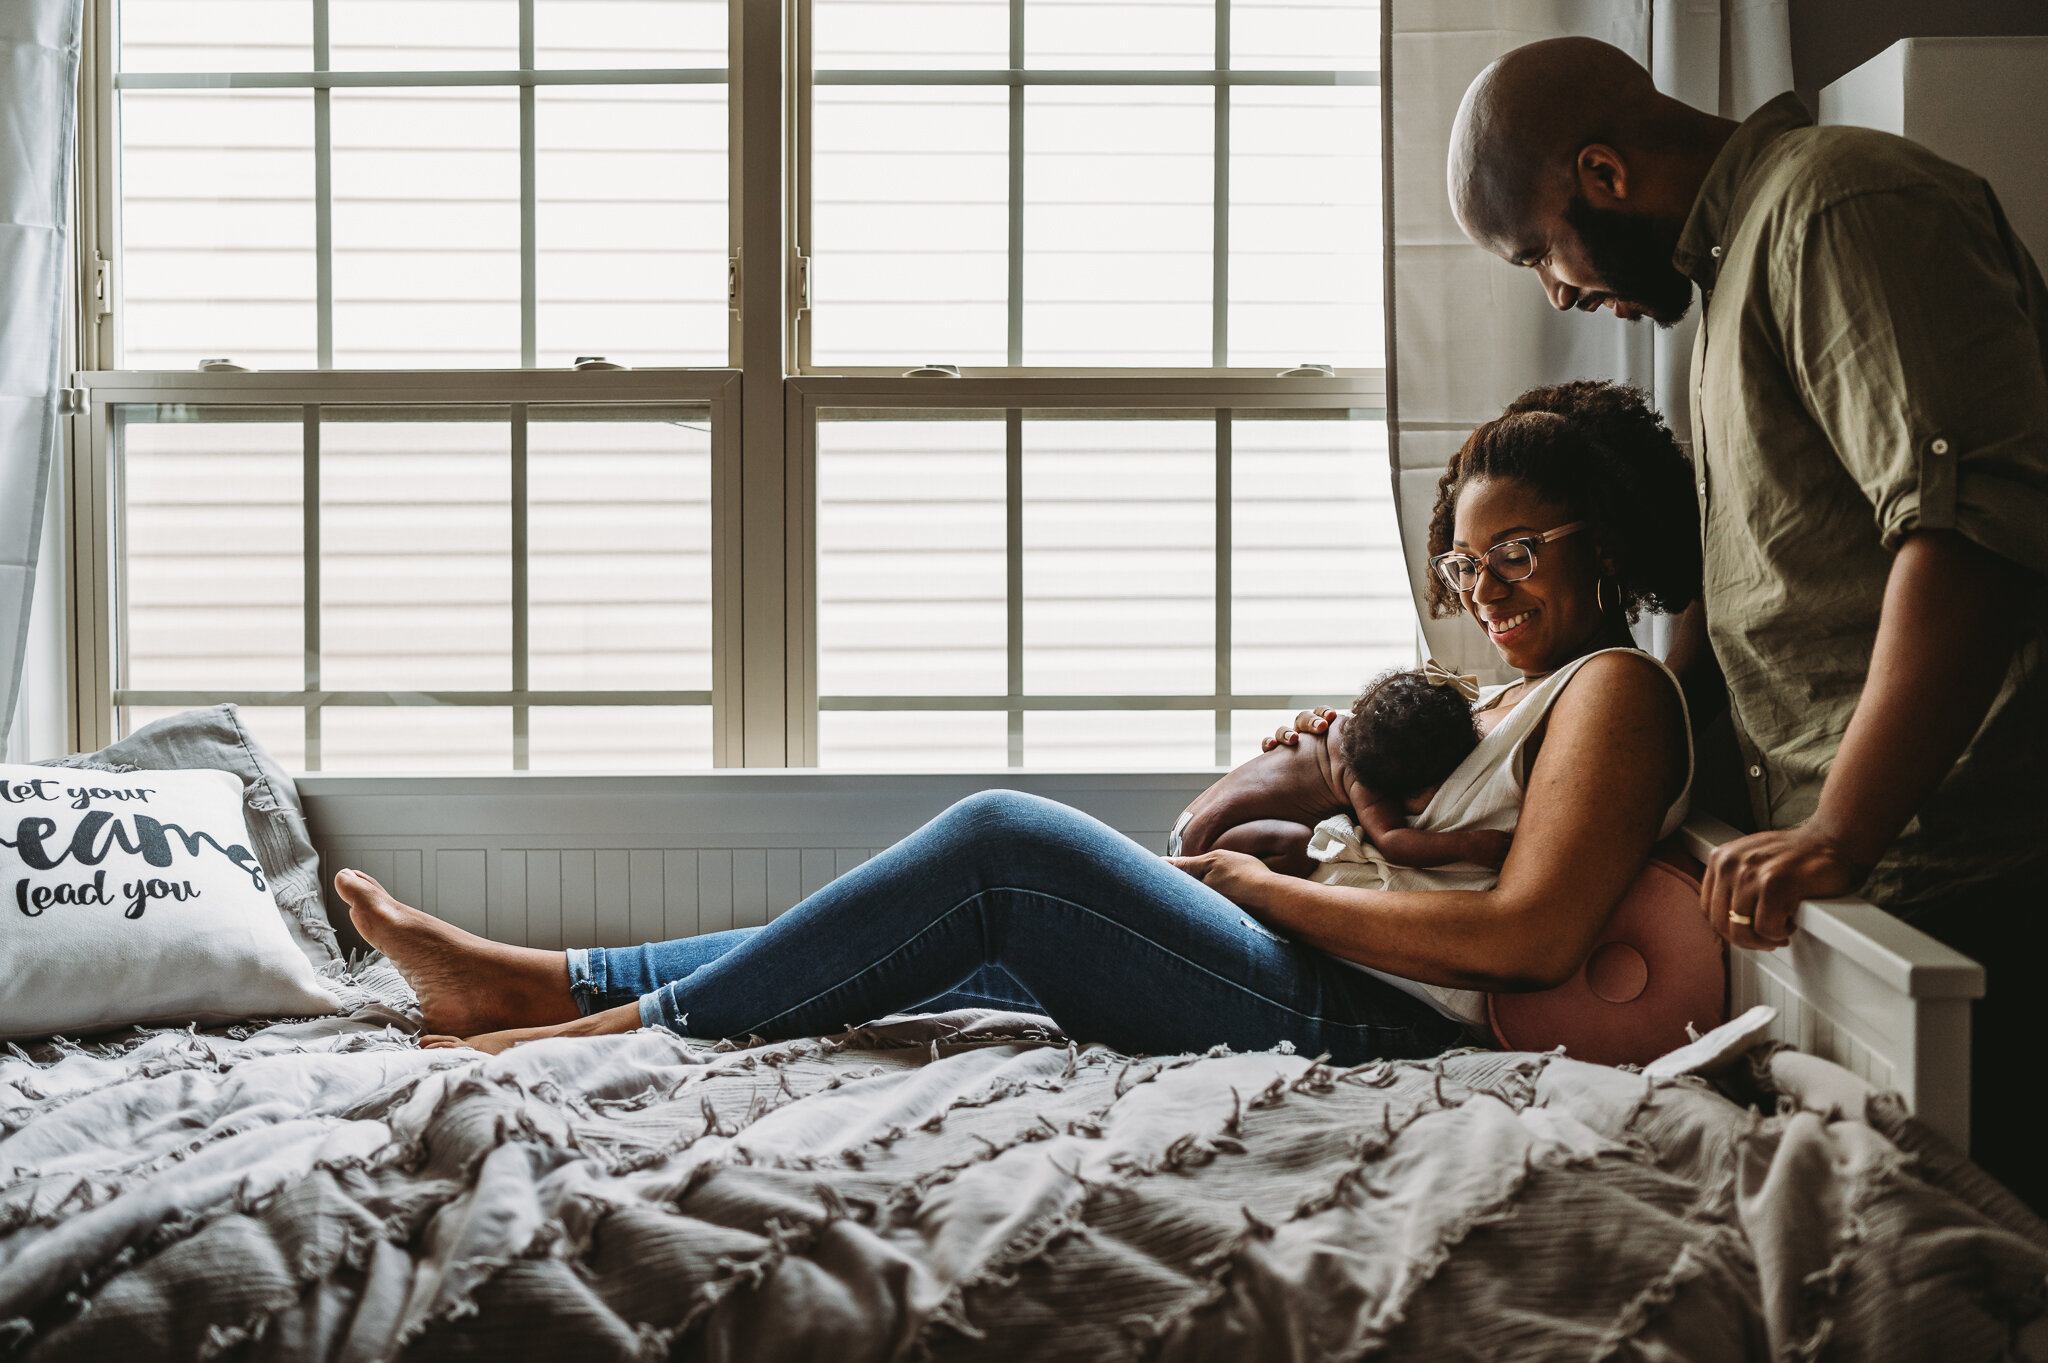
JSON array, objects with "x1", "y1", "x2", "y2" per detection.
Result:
[{"x1": 334, "y1": 867, "x2": 389, "y2": 904}]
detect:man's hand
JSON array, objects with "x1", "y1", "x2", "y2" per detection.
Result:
[
  {"x1": 1701, "y1": 825, "x2": 1870, "y2": 950},
  {"x1": 1167, "y1": 848, "x2": 1276, "y2": 905}
]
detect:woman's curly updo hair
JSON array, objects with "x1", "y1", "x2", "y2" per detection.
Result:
[{"x1": 1422, "y1": 381, "x2": 1700, "y2": 623}]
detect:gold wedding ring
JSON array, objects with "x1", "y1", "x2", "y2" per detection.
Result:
[{"x1": 1727, "y1": 913, "x2": 1753, "y2": 926}]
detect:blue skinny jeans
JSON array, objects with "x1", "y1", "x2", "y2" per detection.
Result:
[{"x1": 565, "y1": 789, "x2": 1468, "y2": 1064}]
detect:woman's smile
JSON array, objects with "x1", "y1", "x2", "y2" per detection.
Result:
[{"x1": 1484, "y1": 608, "x2": 1537, "y2": 643}]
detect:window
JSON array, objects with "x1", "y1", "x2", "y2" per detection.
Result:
[
  {"x1": 794, "y1": 1, "x2": 1393, "y2": 766},
  {"x1": 72, "y1": 0, "x2": 1392, "y2": 772},
  {"x1": 800, "y1": 0, "x2": 1381, "y2": 369},
  {"x1": 797, "y1": 384, "x2": 1403, "y2": 769},
  {"x1": 95, "y1": 371, "x2": 737, "y2": 768},
  {"x1": 113, "y1": 0, "x2": 730, "y2": 369}
]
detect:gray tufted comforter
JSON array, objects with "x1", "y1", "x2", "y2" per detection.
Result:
[{"x1": 2, "y1": 962, "x2": 2045, "y2": 1362}]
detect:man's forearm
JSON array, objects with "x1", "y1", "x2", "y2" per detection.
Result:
[{"x1": 1810, "y1": 530, "x2": 2027, "y2": 865}]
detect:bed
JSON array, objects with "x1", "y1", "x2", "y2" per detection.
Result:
[{"x1": 2, "y1": 772, "x2": 2040, "y2": 1360}]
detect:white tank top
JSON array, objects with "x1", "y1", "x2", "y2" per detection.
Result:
[{"x1": 1306, "y1": 647, "x2": 1695, "y2": 1025}]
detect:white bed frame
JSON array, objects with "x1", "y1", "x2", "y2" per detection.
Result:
[{"x1": 300, "y1": 772, "x2": 1986, "y2": 1150}]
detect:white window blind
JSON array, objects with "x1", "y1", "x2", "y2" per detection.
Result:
[
  {"x1": 116, "y1": 0, "x2": 729, "y2": 370},
  {"x1": 804, "y1": 0, "x2": 1381, "y2": 369},
  {"x1": 807, "y1": 398, "x2": 1406, "y2": 770},
  {"x1": 113, "y1": 395, "x2": 721, "y2": 770}
]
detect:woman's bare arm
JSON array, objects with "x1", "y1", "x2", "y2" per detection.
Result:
[
  {"x1": 1175, "y1": 733, "x2": 1350, "y2": 855},
  {"x1": 1171, "y1": 652, "x2": 1686, "y2": 991}
]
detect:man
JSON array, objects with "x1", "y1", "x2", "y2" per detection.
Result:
[{"x1": 1447, "y1": 37, "x2": 2048, "y2": 1207}]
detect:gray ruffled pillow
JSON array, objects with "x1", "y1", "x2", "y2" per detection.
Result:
[{"x1": 39, "y1": 704, "x2": 339, "y2": 967}]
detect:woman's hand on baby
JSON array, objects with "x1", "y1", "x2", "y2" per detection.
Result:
[
  {"x1": 1167, "y1": 849, "x2": 1273, "y2": 902},
  {"x1": 1261, "y1": 706, "x2": 1340, "y2": 752}
]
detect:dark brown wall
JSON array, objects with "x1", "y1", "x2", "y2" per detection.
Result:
[{"x1": 1791, "y1": 0, "x2": 2048, "y2": 97}]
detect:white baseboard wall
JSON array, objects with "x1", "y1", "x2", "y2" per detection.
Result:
[{"x1": 302, "y1": 771, "x2": 1212, "y2": 955}]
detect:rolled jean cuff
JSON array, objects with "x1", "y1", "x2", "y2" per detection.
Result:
[
  {"x1": 565, "y1": 947, "x2": 618, "y2": 1017},
  {"x1": 638, "y1": 989, "x2": 673, "y2": 1032},
  {"x1": 564, "y1": 947, "x2": 593, "y2": 1014}
]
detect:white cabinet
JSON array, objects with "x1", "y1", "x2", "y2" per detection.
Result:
[{"x1": 1821, "y1": 36, "x2": 2048, "y2": 264}]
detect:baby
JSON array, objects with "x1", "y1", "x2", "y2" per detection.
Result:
[{"x1": 1168, "y1": 667, "x2": 1511, "y2": 877}]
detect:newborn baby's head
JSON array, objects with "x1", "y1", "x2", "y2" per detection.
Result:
[{"x1": 1335, "y1": 669, "x2": 1482, "y2": 813}]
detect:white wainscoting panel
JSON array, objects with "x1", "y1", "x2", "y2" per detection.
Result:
[{"x1": 300, "y1": 771, "x2": 1215, "y2": 954}]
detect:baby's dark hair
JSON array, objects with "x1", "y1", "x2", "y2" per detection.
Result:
[
  {"x1": 1335, "y1": 668, "x2": 1481, "y2": 800},
  {"x1": 1422, "y1": 380, "x2": 1700, "y2": 623}
]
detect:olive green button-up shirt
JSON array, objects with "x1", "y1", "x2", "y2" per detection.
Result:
[{"x1": 1676, "y1": 93, "x2": 2048, "y2": 915}]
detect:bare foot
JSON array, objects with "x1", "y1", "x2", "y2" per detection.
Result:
[
  {"x1": 420, "y1": 1003, "x2": 645, "y2": 1056},
  {"x1": 421, "y1": 1024, "x2": 568, "y2": 1056},
  {"x1": 335, "y1": 868, "x2": 582, "y2": 1037}
]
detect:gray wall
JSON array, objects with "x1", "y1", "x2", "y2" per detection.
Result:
[{"x1": 1792, "y1": 0, "x2": 2048, "y2": 97}]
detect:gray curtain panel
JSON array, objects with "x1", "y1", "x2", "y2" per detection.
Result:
[{"x1": 0, "y1": 0, "x2": 82, "y2": 734}]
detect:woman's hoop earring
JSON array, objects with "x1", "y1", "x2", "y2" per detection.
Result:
[{"x1": 1596, "y1": 577, "x2": 1614, "y2": 616}]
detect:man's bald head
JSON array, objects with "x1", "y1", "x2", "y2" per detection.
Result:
[
  {"x1": 1446, "y1": 37, "x2": 1731, "y2": 327},
  {"x1": 1449, "y1": 37, "x2": 1681, "y2": 242}
]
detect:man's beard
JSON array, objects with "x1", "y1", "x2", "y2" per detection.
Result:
[{"x1": 1562, "y1": 195, "x2": 1695, "y2": 327}]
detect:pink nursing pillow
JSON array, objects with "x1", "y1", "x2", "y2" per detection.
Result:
[{"x1": 1486, "y1": 858, "x2": 1726, "y2": 1067}]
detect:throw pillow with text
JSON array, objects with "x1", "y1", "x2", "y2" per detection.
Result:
[{"x1": 0, "y1": 764, "x2": 337, "y2": 1039}]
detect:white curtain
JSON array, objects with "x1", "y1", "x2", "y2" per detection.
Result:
[
  {"x1": 1383, "y1": 0, "x2": 1790, "y2": 679},
  {"x1": 0, "y1": 0, "x2": 82, "y2": 737}
]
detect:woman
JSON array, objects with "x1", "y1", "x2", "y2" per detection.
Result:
[{"x1": 340, "y1": 381, "x2": 1700, "y2": 1060}]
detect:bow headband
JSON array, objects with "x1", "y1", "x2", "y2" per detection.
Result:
[{"x1": 1423, "y1": 658, "x2": 1480, "y2": 703}]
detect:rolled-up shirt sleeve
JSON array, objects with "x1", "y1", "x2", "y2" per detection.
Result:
[{"x1": 1777, "y1": 181, "x2": 2048, "y2": 565}]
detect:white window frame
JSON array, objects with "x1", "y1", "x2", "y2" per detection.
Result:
[
  {"x1": 786, "y1": 373, "x2": 1387, "y2": 767},
  {"x1": 71, "y1": 0, "x2": 747, "y2": 373},
  {"x1": 66, "y1": 0, "x2": 1394, "y2": 770},
  {"x1": 792, "y1": 0, "x2": 1383, "y2": 377},
  {"x1": 66, "y1": 367, "x2": 745, "y2": 761}
]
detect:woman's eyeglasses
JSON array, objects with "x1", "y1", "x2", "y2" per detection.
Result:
[{"x1": 1431, "y1": 521, "x2": 1587, "y2": 594}]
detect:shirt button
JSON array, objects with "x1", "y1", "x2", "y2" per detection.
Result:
[
  {"x1": 1697, "y1": 479, "x2": 1708, "y2": 496},
  {"x1": 1931, "y1": 437, "x2": 1951, "y2": 455},
  {"x1": 1748, "y1": 765, "x2": 1762, "y2": 778}
]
